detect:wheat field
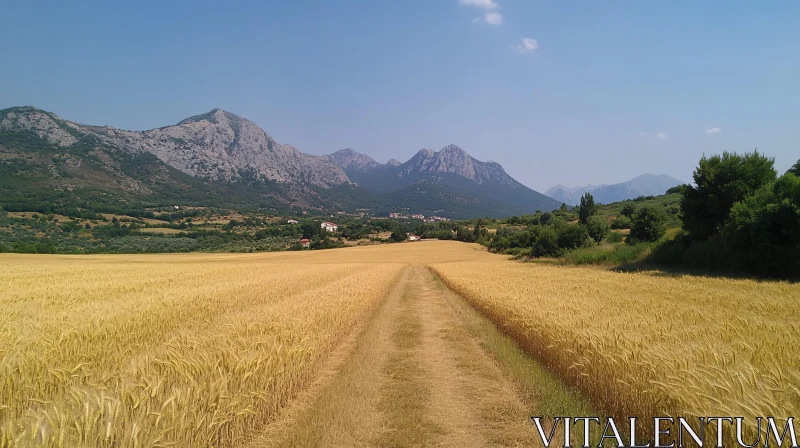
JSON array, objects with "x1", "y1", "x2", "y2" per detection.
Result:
[
  {"x1": 431, "y1": 260, "x2": 800, "y2": 434},
  {"x1": 1, "y1": 242, "x2": 798, "y2": 446},
  {"x1": 0, "y1": 253, "x2": 404, "y2": 446}
]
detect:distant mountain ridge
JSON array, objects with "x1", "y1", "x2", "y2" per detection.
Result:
[
  {"x1": 0, "y1": 106, "x2": 356, "y2": 212},
  {"x1": 1, "y1": 106, "x2": 349, "y2": 188},
  {"x1": 326, "y1": 145, "x2": 561, "y2": 216},
  {"x1": 547, "y1": 173, "x2": 683, "y2": 205},
  {"x1": 326, "y1": 148, "x2": 382, "y2": 171},
  {"x1": 0, "y1": 106, "x2": 560, "y2": 218}
]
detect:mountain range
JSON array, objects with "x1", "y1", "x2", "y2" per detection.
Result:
[
  {"x1": 546, "y1": 173, "x2": 684, "y2": 205},
  {"x1": 0, "y1": 106, "x2": 562, "y2": 218}
]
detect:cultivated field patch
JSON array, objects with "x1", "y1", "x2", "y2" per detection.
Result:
[
  {"x1": 431, "y1": 260, "x2": 800, "y2": 437},
  {"x1": 0, "y1": 254, "x2": 404, "y2": 446}
]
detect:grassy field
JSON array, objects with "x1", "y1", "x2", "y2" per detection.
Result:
[
  {"x1": 137, "y1": 227, "x2": 183, "y2": 234},
  {"x1": 1, "y1": 241, "x2": 798, "y2": 445},
  {"x1": 431, "y1": 259, "x2": 800, "y2": 438}
]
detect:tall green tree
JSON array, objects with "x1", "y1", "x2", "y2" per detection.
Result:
[
  {"x1": 620, "y1": 204, "x2": 636, "y2": 218},
  {"x1": 586, "y1": 215, "x2": 609, "y2": 243},
  {"x1": 680, "y1": 150, "x2": 777, "y2": 240},
  {"x1": 629, "y1": 205, "x2": 667, "y2": 242},
  {"x1": 300, "y1": 222, "x2": 317, "y2": 239},
  {"x1": 473, "y1": 219, "x2": 483, "y2": 239},
  {"x1": 724, "y1": 171, "x2": 800, "y2": 277},
  {"x1": 455, "y1": 226, "x2": 475, "y2": 242},
  {"x1": 577, "y1": 192, "x2": 596, "y2": 225},
  {"x1": 666, "y1": 185, "x2": 687, "y2": 195},
  {"x1": 788, "y1": 159, "x2": 800, "y2": 176}
]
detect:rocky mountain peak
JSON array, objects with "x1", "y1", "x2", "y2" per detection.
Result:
[
  {"x1": 439, "y1": 144, "x2": 467, "y2": 156},
  {"x1": 317, "y1": 142, "x2": 559, "y2": 214},
  {"x1": 0, "y1": 106, "x2": 78, "y2": 147},
  {"x1": 176, "y1": 108, "x2": 246, "y2": 127},
  {"x1": 387, "y1": 144, "x2": 517, "y2": 186},
  {"x1": 149, "y1": 109, "x2": 349, "y2": 187},
  {"x1": 430, "y1": 144, "x2": 475, "y2": 179},
  {"x1": 327, "y1": 148, "x2": 381, "y2": 171},
  {"x1": 417, "y1": 148, "x2": 435, "y2": 158}
]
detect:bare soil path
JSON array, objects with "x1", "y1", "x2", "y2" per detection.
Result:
[{"x1": 246, "y1": 266, "x2": 548, "y2": 447}]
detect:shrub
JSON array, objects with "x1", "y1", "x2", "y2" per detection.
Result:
[
  {"x1": 610, "y1": 216, "x2": 631, "y2": 229},
  {"x1": 586, "y1": 216, "x2": 609, "y2": 243},
  {"x1": 606, "y1": 230, "x2": 624, "y2": 243},
  {"x1": 629, "y1": 205, "x2": 667, "y2": 243},
  {"x1": 645, "y1": 232, "x2": 689, "y2": 266},
  {"x1": 504, "y1": 247, "x2": 532, "y2": 258},
  {"x1": 564, "y1": 241, "x2": 652, "y2": 265},
  {"x1": 562, "y1": 244, "x2": 616, "y2": 265},
  {"x1": 557, "y1": 224, "x2": 590, "y2": 250},
  {"x1": 680, "y1": 234, "x2": 736, "y2": 271},
  {"x1": 531, "y1": 226, "x2": 560, "y2": 257}
]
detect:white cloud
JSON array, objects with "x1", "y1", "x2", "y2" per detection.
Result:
[
  {"x1": 656, "y1": 132, "x2": 669, "y2": 140},
  {"x1": 459, "y1": 0, "x2": 499, "y2": 9},
  {"x1": 472, "y1": 12, "x2": 502, "y2": 25},
  {"x1": 513, "y1": 38, "x2": 538, "y2": 53},
  {"x1": 705, "y1": 127, "x2": 722, "y2": 134},
  {"x1": 639, "y1": 131, "x2": 647, "y2": 137},
  {"x1": 484, "y1": 11, "x2": 503, "y2": 25}
]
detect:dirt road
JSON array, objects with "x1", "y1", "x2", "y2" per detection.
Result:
[{"x1": 246, "y1": 266, "x2": 561, "y2": 447}]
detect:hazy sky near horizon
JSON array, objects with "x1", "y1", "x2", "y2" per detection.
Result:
[{"x1": 2, "y1": 1, "x2": 798, "y2": 191}]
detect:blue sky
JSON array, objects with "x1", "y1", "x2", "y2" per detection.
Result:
[{"x1": 2, "y1": 1, "x2": 798, "y2": 191}]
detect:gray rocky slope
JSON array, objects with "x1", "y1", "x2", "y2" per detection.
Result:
[
  {"x1": 0, "y1": 107, "x2": 350, "y2": 188},
  {"x1": 326, "y1": 148, "x2": 382, "y2": 171}
]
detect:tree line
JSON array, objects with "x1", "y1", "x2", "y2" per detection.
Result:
[{"x1": 653, "y1": 152, "x2": 799, "y2": 278}]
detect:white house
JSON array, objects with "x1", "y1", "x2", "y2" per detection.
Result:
[
  {"x1": 287, "y1": 219, "x2": 299, "y2": 224},
  {"x1": 321, "y1": 221, "x2": 338, "y2": 232}
]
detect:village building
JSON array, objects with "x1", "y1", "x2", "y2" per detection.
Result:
[
  {"x1": 299, "y1": 238, "x2": 311, "y2": 248},
  {"x1": 320, "y1": 221, "x2": 338, "y2": 232},
  {"x1": 287, "y1": 219, "x2": 299, "y2": 224}
]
